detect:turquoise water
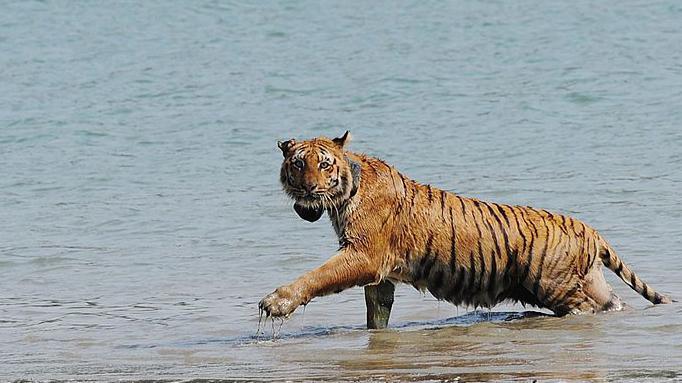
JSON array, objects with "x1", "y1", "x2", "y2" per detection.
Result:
[{"x1": 2, "y1": 1, "x2": 682, "y2": 381}]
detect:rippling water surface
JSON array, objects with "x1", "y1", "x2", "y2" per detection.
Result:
[{"x1": 2, "y1": 1, "x2": 682, "y2": 381}]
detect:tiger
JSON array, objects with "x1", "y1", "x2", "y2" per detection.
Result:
[{"x1": 258, "y1": 131, "x2": 672, "y2": 319}]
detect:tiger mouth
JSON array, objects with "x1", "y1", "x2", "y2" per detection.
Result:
[
  {"x1": 288, "y1": 186, "x2": 339, "y2": 203},
  {"x1": 284, "y1": 181, "x2": 348, "y2": 210},
  {"x1": 298, "y1": 194, "x2": 320, "y2": 204},
  {"x1": 294, "y1": 194, "x2": 328, "y2": 208},
  {"x1": 291, "y1": 192, "x2": 345, "y2": 211}
]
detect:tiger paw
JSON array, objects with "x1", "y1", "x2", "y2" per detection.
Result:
[{"x1": 259, "y1": 286, "x2": 301, "y2": 317}]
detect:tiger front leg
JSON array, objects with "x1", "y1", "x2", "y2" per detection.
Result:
[{"x1": 259, "y1": 248, "x2": 380, "y2": 318}]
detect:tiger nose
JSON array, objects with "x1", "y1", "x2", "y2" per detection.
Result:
[{"x1": 305, "y1": 184, "x2": 318, "y2": 193}]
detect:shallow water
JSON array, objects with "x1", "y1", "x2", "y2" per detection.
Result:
[{"x1": 2, "y1": 1, "x2": 682, "y2": 382}]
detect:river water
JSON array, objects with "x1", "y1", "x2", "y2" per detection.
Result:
[{"x1": 2, "y1": 1, "x2": 682, "y2": 382}]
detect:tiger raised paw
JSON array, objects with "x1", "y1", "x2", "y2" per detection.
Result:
[{"x1": 258, "y1": 131, "x2": 671, "y2": 319}]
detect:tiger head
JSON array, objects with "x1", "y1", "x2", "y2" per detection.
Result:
[{"x1": 278, "y1": 131, "x2": 360, "y2": 222}]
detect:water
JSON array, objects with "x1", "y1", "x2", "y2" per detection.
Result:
[{"x1": 2, "y1": 1, "x2": 682, "y2": 381}]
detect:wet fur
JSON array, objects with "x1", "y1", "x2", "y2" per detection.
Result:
[{"x1": 259, "y1": 132, "x2": 672, "y2": 318}]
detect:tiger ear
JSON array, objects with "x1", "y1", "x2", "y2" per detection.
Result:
[
  {"x1": 277, "y1": 139, "x2": 296, "y2": 157},
  {"x1": 332, "y1": 131, "x2": 352, "y2": 149}
]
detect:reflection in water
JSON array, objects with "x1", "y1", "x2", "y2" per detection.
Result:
[
  {"x1": 243, "y1": 308, "x2": 682, "y2": 382},
  {"x1": 348, "y1": 313, "x2": 597, "y2": 382}
]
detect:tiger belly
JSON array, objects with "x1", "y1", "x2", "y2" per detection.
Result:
[
  {"x1": 386, "y1": 193, "x2": 605, "y2": 314},
  {"x1": 397, "y1": 217, "x2": 577, "y2": 310},
  {"x1": 393, "y1": 253, "x2": 522, "y2": 310}
]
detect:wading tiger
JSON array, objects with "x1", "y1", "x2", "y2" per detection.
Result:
[{"x1": 258, "y1": 132, "x2": 671, "y2": 319}]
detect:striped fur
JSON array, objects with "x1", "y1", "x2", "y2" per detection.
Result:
[{"x1": 259, "y1": 132, "x2": 672, "y2": 318}]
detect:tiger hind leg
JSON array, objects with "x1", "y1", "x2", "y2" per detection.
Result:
[
  {"x1": 550, "y1": 269, "x2": 624, "y2": 316},
  {"x1": 582, "y1": 266, "x2": 624, "y2": 312},
  {"x1": 550, "y1": 289, "x2": 600, "y2": 316}
]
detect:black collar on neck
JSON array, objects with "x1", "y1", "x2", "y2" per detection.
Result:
[
  {"x1": 293, "y1": 203, "x2": 324, "y2": 222},
  {"x1": 346, "y1": 156, "x2": 361, "y2": 198}
]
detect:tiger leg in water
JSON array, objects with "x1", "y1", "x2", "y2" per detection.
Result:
[
  {"x1": 259, "y1": 248, "x2": 381, "y2": 318},
  {"x1": 364, "y1": 280, "x2": 395, "y2": 329}
]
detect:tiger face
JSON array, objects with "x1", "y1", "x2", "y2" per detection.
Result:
[{"x1": 278, "y1": 131, "x2": 359, "y2": 222}]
